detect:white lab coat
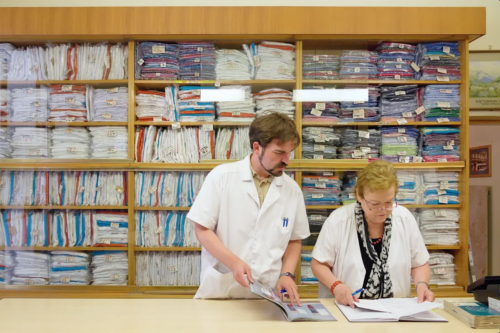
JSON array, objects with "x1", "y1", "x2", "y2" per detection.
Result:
[
  {"x1": 187, "y1": 155, "x2": 310, "y2": 299},
  {"x1": 312, "y1": 203, "x2": 429, "y2": 298}
]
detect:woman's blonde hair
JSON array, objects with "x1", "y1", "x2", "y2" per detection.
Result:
[{"x1": 354, "y1": 160, "x2": 399, "y2": 198}]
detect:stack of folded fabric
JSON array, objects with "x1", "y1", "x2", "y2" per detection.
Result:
[
  {"x1": 337, "y1": 128, "x2": 381, "y2": 160},
  {"x1": 7, "y1": 46, "x2": 48, "y2": 81},
  {"x1": 11, "y1": 127, "x2": 49, "y2": 159},
  {"x1": 419, "y1": 209, "x2": 459, "y2": 246},
  {"x1": 216, "y1": 86, "x2": 255, "y2": 122},
  {"x1": 135, "y1": 171, "x2": 206, "y2": 207},
  {"x1": 0, "y1": 251, "x2": 15, "y2": 285},
  {"x1": 301, "y1": 251, "x2": 318, "y2": 285},
  {"x1": 0, "y1": 43, "x2": 15, "y2": 80},
  {"x1": 0, "y1": 171, "x2": 49, "y2": 206},
  {"x1": 135, "y1": 251, "x2": 200, "y2": 286},
  {"x1": 89, "y1": 126, "x2": 128, "y2": 159},
  {"x1": 11, "y1": 252, "x2": 50, "y2": 285},
  {"x1": 177, "y1": 86, "x2": 216, "y2": 122},
  {"x1": 0, "y1": 210, "x2": 47, "y2": 246},
  {"x1": 428, "y1": 252, "x2": 456, "y2": 285},
  {"x1": 302, "y1": 54, "x2": 339, "y2": 80},
  {"x1": 75, "y1": 43, "x2": 124, "y2": 80},
  {"x1": 49, "y1": 85, "x2": 87, "y2": 122},
  {"x1": 422, "y1": 171, "x2": 459, "y2": 205},
  {"x1": 302, "y1": 172, "x2": 342, "y2": 206},
  {"x1": 135, "y1": 211, "x2": 199, "y2": 247},
  {"x1": 396, "y1": 171, "x2": 420, "y2": 205},
  {"x1": 214, "y1": 127, "x2": 251, "y2": 160},
  {"x1": 135, "y1": 42, "x2": 179, "y2": 80},
  {"x1": 178, "y1": 42, "x2": 216, "y2": 80},
  {"x1": 380, "y1": 126, "x2": 420, "y2": 163},
  {"x1": 421, "y1": 127, "x2": 460, "y2": 162},
  {"x1": 50, "y1": 251, "x2": 91, "y2": 285},
  {"x1": 108, "y1": 44, "x2": 129, "y2": 80},
  {"x1": 302, "y1": 127, "x2": 341, "y2": 160},
  {"x1": 215, "y1": 48, "x2": 253, "y2": 80},
  {"x1": 302, "y1": 87, "x2": 340, "y2": 122},
  {"x1": 91, "y1": 251, "x2": 128, "y2": 285},
  {"x1": 0, "y1": 89, "x2": 10, "y2": 121},
  {"x1": 422, "y1": 85, "x2": 461, "y2": 122},
  {"x1": 11, "y1": 87, "x2": 50, "y2": 122},
  {"x1": 416, "y1": 42, "x2": 461, "y2": 81},
  {"x1": 376, "y1": 42, "x2": 416, "y2": 81},
  {"x1": 91, "y1": 87, "x2": 128, "y2": 122},
  {"x1": 341, "y1": 171, "x2": 357, "y2": 205},
  {"x1": 50, "y1": 210, "x2": 93, "y2": 247},
  {"x1": 49, "y1": 171, "x2": 127, "y2": 207},
  {"x1": 254, "y1": 88, "x2": 295, "y2": 119},
  {"x1": 51, "y1": 128, "x2": 91, "y2": 159},
  {"x1": 255, "y1": 41, "x2": 295, "y2": 80},
  {"x1": 307, "y1": 210, "x2": 328, "y2": 234},
  {"x1": 0, "y1": 128, "x2": 12, "y2": 158},
  {"x1": 339, "y1": 50, "x2": 378, "y2": 80},
  {"x1": 379, "y1": 85, "x2": 419, "y2": 122},
  {"x1": 135, "y1": 90, "x2": 170, "y2": 122},
  {"x1": 339, "y1": 85, "x2": 380, "y2": 122},
  {"x1": 92, "y1": 211, "x2": 128, "y2": 247}
]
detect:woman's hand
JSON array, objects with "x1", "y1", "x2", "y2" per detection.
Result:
[
  {"x1": 417, "y1": 283, "x2": 435, "y2": 303},
  {"x1": 334, "y1": 284, "x2": 360, "y2": 308}
]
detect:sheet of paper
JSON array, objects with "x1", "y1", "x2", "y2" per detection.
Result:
[
  {"x1": 377, "y1": 298, "x2": 441, "y2": 319},
  {"x1": 400, "y1": 310, "x2": 448, "y2": 322},
  {"x1": 336, "y1": 302, "x2": 398, "y2": 322},
  {"x1": 354, "y1": 300, "x2": 391, "y2": 313}
]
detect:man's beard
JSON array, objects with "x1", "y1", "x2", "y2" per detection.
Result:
[{"x1": 258, "y1": 149, "x2": 287, "y2": 177}]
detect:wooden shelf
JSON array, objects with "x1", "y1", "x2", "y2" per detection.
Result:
[
  {"x1": 0, "y1": 122, "x2": 128, "y2": 127},
  {"x1": 306, "y1": 205, "x2": 341, "y2": 210},
  {"x1": 295, "y1": 160, "x2": 465, "y2": 170},
  {"x1": 304, "y1": 204, "x2": 461, "y2": 210},
  {"x1": 302, "y1": 79, "x2": 462, "y2": 85},
  {"x1": 302, "y1": 245, "x2": 460, "y2": 251},
  {"x1": 135, "y1": 207, "x2": 191, "y2": 211},
  {"x1": 132, "y1": 161, "x2": 238, "y2": 170},
  {"x1": 302, "y1": 121, "x2": 462, "y2": 127},
  {"x1": 135, "y1": 79, "x2": 296, "y2": 89},
  {"x1": 135, "y1": 121, "x2": 251, "y2": 127},
  {"x1": 0, "y1": 161, "x2": 132, "y2": 170},
  {"x1": 0, "y1": 206, "x2": 128, "y2": 210},
  {"x1": 0, "y1": 246, "x2": 128, "y2": 251},
  {"x1": 134, "y1": 247, "x2": 201, "y2": 252},
  {"x1": 0, "y1": 80, "x2": 128, "y2": 88}
]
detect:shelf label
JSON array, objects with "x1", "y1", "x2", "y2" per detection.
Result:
[
  {"x1": 106, "y1": 100, "x2": 117, "y2": 106},
  {"x1": 438, "y1": 196, "x2": 449, "y2": 204},
  {"x1": 102, "y1": 113, "x2": 112, "y2": 120},
  {"x1": 437, "y1": 102, "x2": 451, "y2": 108},
  {"x1": 172, "y1": 122, "x2": 181, "y2": 130},
  {"x1": 314, "y1": 145, "x2": 325, "y2": 152}
]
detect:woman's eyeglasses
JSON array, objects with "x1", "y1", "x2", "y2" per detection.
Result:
[{"x1": 363, "y1": 198, "x2": 397, "y2": 211}]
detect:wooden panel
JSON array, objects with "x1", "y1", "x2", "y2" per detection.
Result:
[
  {"x1": 128, "y1": 171, "x2": 136, "y2": 286},
  {"x1": 468, "y1": 186, "x2": 489, "y2": 280},
  {"x1": 0, "y1": 7, "x2": 485, "y2": 38}
]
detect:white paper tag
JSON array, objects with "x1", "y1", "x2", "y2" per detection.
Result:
[
  {"x1": 411, "y1": 62, "x2": 420, "y2": 72},
  {"x1": 107, "y1": 130, "x2": 117, "y2": 137},
  {"x1": 437, "y1": 68, "x2": 448, "y2": 74},
  {"x1": 397, "y1": 118, "x2": 408, "y2": 125},
  {"x1": 65, "y1": 97, "x2": 75, "y2": 104},
  {"x1": 395, "y1": 91, "x2": 406, "y2": 96},
  {"x1": 164, "y1": 146, "x2": 174, "y2": 154},
  {"x1": 443, "y1": 46, "x2": 451, "y2": 54},
  {"x1": 148, "y1": 186, "x2": 157, "y2": 194},
  {"x1": 394, "y1": 75, "x2": 401, "y2": 80},
  {"x1": 440, "y1": 89, "x2": 452, "y2": 94},
  {"x1": 315, "y1": 103, "x2": 326, "y2": 111},
  {"x1": 399, "y1": 180, "x2": 405, "y2": 186},
  {"x1": 313, "y1": 155, "x2": 323, "y2": 160},
  {"x1": 61, "y1": 85, "x2": 72, "y2": 92},
  {"x1": 437, "y1": 118, "x2": 450, "y2": 123},
  {"x1": 111, "y1": 222, "x2": 120, "y2": 229},
  {"x1": 200, "y1": 146, "x2": 210, "y2": 155},
  {"x1": 358, "y1": 131, "x2": 370, "y2": 139},
  {"x1": 231, "y1": 111, "x2": 241, "y2": 116},
  {"x1": 349, "y1": 193, "x2": 355, "y2": 199},
  {"x1": 443, "y1": 145, "x2": 454, "y2": 150},
  {"x1": 414, "y1": 156, "x2": 423, "y2": 163},
  {"x1": 398, "y1": 128, "x2": 406, "y2": 133},
  {"x1": 397, "y1": 151, "x2": 407, "y2": 156},
  {"x1": 397, "y1": 137, "x2": 408, "y2": 142},
  {"x1": 102, "y1": 113, "x2": 112, "y2": 120},
  {"x1": 354, "y1": 67, "x2": 360, "y2": 73},
  {"x1": 115, "y1": 186, "x2": 124, "y2": 194},
  {"x1": 102, "y1": 239, "x2": 111, "y2": 245},
  {"x1": 106, "y1": 100, "x2": 117, "y2": 106},
  {"x1": 152, "y1": 45, "x2": 165, "y2": 54},
  {"x1": 66, "y1": 147, "x2": 77, "y2": 154},
  {"x1": 310, "y1": 108, "x2": 323, "y2": 117},
  {"x1": 315, "y1": 182, "x2": 326, "y2": 189},
  {"x1": 439, "y1": 196, "x2": 448, "y2": 204},
  {"x1": 27, "y1": 149, "x2": 39, "y2": 156},
  {"x1": 318, "y1": 177, "x2": 329, "y2": 182},
  {"x1": 437, "y1": 76, "x2": 450, "y2": 82},
  {"x1": 447, "y1": 140, "x2": 455, "y2": 146},
  {"x1": 360, "y1": 147, "x2": 371, "y2": 153},
  {"x1": 437, "y1": 102, "x2": 451, "y2": 108},
  {"x1": 312, "y1": 194, "x2": 324, "y2": 199},
  {"x1": 396, "y1": 64, "x2": 402, "y2": 69},
  {"x1": 202, "y1": 124, "x2": 213, "y2": 131},
  {"x1": 437, "y1": 158, "x2": 448, "y2": 163},
  {"x1": 314, "y1": 145, "x2": 325, "y2": 152},
  {"x1": 415, "y1": 106, "x2": 425, "y2": 115},
  {"x1": 429, "y1": 55, "x2": 441, "y2": 61},
  {"x1": 310, "y1": 215, "x2": 322, "y2": 221},
  {"x1": 397, "y1": 57, "x2": 403, "y2": 62},
  {"x1": 440, "y1": 181, "x2": 450, "y2": 190},
  {"x1": 323, "y1": 172, "x2": 333, "y2": 176},
  {"x1": 435, "y1": 209, "x2": 448, "y2": 217},
  {"x1": 172, "y1": 122, "x2": 181, "y2": 130},
  {"x1": 107, "y1": 147, "x2": 117, "y2": 153},
  {"x1": 197, "y1": 47, "x2": 204, "y2": 52},
  {"x1": 399, "y1": 156, "x2": 410, "y2": 163},
  {"x1": 438, "y1": 189, "x2": 447, "y2": 195},
  {"x1": 402, "y1": 112, "x2": 413, "y2": 118},
  {"x1": 353, "y1": 109, "x2": 365, "y2": 119},
  {"x1": 137, "y1": 58, "x2": 145, "y2": 65},
  {"x1": 153, "y1": 117, "x2": 163, "y2": 122}
]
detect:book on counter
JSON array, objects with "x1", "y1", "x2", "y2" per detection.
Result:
[
  {"x1": 249, "y1": 280, "x2": 336, "y2": 322},
  {"x1": 444, "y1": 299, "x2": 500, "y2": 329}
]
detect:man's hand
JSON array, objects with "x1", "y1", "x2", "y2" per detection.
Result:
[
  {"x1": 276, "y1": 275, "x2": 301, "y2": 306},
  {"x1": 229, "y1": 258, "x2": 254, "y2": 287}
]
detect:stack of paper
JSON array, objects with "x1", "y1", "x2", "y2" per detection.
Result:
[
  {"x1": 444, "y1": 299, "x2": 500, "y2": 329},
  {"x1": 11, "y1": 252, "x2": 50, "y2": 285},
  {"x1": 50, "y1": 210, "x2": 93, "y2": 247},
  {"x1": 92, "y1": 211, "x2": 128, "y2": 247},
  {"x1": 90, "y1": 87, "x2": 128, "y2": 122},
  {"x1": 89, "y1": 126, "x2": 128, "y2": 159},
  {"x1": 135, "y1": 251, "x2": 200, "y2": 286},
  {"x1": 50, "y1": 251, "x2": 91, "y2": 285},
  {"x1": 91, "y1": 251, "x2": 128, "y2": 285}
]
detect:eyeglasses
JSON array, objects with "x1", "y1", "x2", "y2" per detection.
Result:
[{"x1": 363, "y1": 198, "x2": 397, "y2": 211}]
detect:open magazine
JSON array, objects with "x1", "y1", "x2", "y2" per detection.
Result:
[{"x1": 249, "y1": 280, "x2": 336, "y2": 322}]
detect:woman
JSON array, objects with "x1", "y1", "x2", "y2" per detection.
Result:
[{"x1": 311, "y1": 161, "x2": 435, "y2": 307}]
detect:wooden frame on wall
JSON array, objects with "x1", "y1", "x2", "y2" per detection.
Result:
[{"x1": 470, "y1": 145, "x2": 492, "y2": 177}]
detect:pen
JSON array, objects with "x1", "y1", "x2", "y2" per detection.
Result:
[
  {"x1": 351, "y1": 288, "x2": 363, "y2": 296},
  {"x1": 280, "y1": 288, "x2": 287, "y2": 293}
]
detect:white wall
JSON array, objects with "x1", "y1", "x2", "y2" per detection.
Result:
[{"x1": 0, "y1": 0, "x2": 498, "y2": 50}]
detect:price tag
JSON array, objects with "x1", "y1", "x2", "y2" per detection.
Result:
[
  {"x1": 402, "y1": 112, "x2": 413, "y2": 118},
  {"x1": 360, "y1": 147, "x2": 371, "y2": 153},
  {"x1": 137, "y1": 58, "x2": 145, "y2": 65},
  {"x1": 102, "y1": 239, "x2": 111, "y2": 245},
  {"x1": 111, "y1": 223, "x2": 120, "y2": 229},
  {"x1": 439, "y1": 195, "x2": 448, "y2": 204},
  {"x1": 148, "y1": 186, "x2": 157, "y2": 194},
  {"x1": 353, "y1": 150, "x2": 365, "y2": 158},
  {"x1": 61, "y1": 85, "x2": 73, "y2": 92},
  {"x1": 398, "y1": 128, "x2": 406, "y2": 133},
  {"x1": 64, "y1": 256, "x2": 74, "y2": 263},
  {"x1": 310, "y1": 215, "x2": 322, "y2": 221},
  {"x1": 102, "y1": 113, "x2": 112, "y2": 120},
  {"x1": 354, "y1": 67, "x2": 361, "y2": 73},
  {"x1": 107, "y1": 88, "x2": 119, "y2": 93},
  {"x1": 434, "y1": 268, "x2": 447, "y2": 275},
  {"x1": 110, "y1": 274, "x2": 119, "y2": 281},
  {"x1": 353, "y1": 109, "x2": 365, "y2": 119},
  {"x1": 315, "y1": 133, "x2": 326, "y2": 142},
  {"x1": 397, "y1": 137, "x2": 408, "y2": 142},
  {"x1": 172, "y1": 122, "x2": 181, "y2": 130},
  {"x1": 253, "y1": 55, "x2": 260, "y2": 67},
  {"x1": 22, "y1": 88, "x2": 34, "y2": 94},
  {"x1": 314, "y1": 145, "x2": 325, "y2": 152},
  {"x1": 272, "y1": 50, "x2": 283, "y2": 58},
  {"x1": 438, "y1": 189, "x2": 447, "y2": 196},
  {"x1": 104, "y1": 255, "x2": 112, "y2": 262},
  {"x1": 349, "y1": 193, "x2": 355, "y2": 199},
  {"x1": 313, "y1": 155, "x2": 323, "y2": 160},
  {"x1": 164, "y1": 146, "x2": 174, "y2": 154},
  {"x1": 312, "y1": 194, "x2": 324, "y2": 199},
  {"x1": 437, "y1": 102, "x2": 450, "y2": 108},
  {"x1": 107, "y1": 130, "x2": 117, "y2": 137},
  {"x1": 443, "y1": 145, "x2": 454, "y2": 150},
  {"x1": 311, "y1": 108, "x2": 322, "y2": 117},
  {"x1": 429, "y1": 55, "x2": 441, "y2": 61},
  {"x1": 437, "y1": 158, "x2": 448, "y2": 163},
  {"x1": 315, "y1": 182, "x2": 326, "y2": 189},
  {"x1": 396, "y1": 64, "x2": 402, "y2": 69},
  {"x1": 152, "y1": 45, "x2": 165, "y2": 54},
  {"x1": 323, "y1": 172, "x2": 333, "y2": 176},
  {"x1": 155, "y1": 73, "x2": 161, "y2": 77},
  {"x1": 440, "y1": 181, "x2": 450, "y2": 190},
  {"x1": 437, "y1": 76, "x2": 450, "y2": 82},
  {"x1": 60, "y1": 277, "x2": 71, "y2": 284},
  {"x1": 65, "y1": 117, "x2": 76, "y2": 122},
  {"x1": 399, "y1": 156, "x2": 410, "y2": 163},
  {"x1": 358, "y1": 131, "x2": 370, "y2": 139},
  {"x1": 231, "y1": 111, "x2": 241, "y2": 116},
  {"x1": 66, "y1": 147, "x2": 77, "y2": 154},
  {"x1": 438, "y1": 90, "x2": 452, "y2": 95},
  {"x1": 153, "y1": 117, "x2": 163, "y2": 122},
  {"x1": 197, "y1": 47, "x2": 204, "y2": 52},
  {"x1": 395, "y1": 90, "x2": 406, "y2": 96},
  {"x1": 115, "y1": 186, "x2": 124, "y2": 194},
  {"x1": 411, "y1": 62, "x2": 420, "y2": 72},
  {"x1": 443, "y1": 46, "x2": 451, "y2": 54},
  {"x1": 24, "y1": 279, "x2": 34, "y2": 285},
  {"x1": 435, "y1": 210, "x2": 448, "y2": 217},
  {"x1": 194, "y1": 58, "x2": 200, "y2": 63},
  {"x1": 106, "y1": 100, "x2": 117, "y2": 106},
  {"x1": 223, "y1": 49, "x2": 235, "y2": 55},
  {"x1": 337, "y1": 121, "x2": 348, "y2": 125},
  {"x1": 315, "y1": 103, "x2": 326, "y2": 111},
  {"x1": 154, "y1": 227, "x2": 162, "y2": 234},
  {"x1": 397, "y1": 151, "x2": 407, "y2": 156},
  {"x1": 202, "y1": 124, "x2": 213, "y2": 131},
  {"x1": 214, "y1": 81, "x2": 221, "y2": 87},
  {"x1": 158, "y1": 62, "x2": 167, "y2": 68},
  {"x1": 399, "y1": 180, "x2": 405, "y2": 186},
  {"x1": 397, "y1": 57, "x2": 403, "y2": 62},
  {"x1": 447, "y1": 140, "x2": 455, "y2": 146},
  {"x1": 397, "y1": 118, "x2": 408, "y2": 125},
  {"x1": 318, "y1": 177, "x2": 329, "y2": 182},
  {"x1": 394, "y1": 75, "x2": 401, "y2": 80},
  {"x1": 200, "y1": 146, "x2": 210, "y2": 155},
  {"x1": 64, "y1": 97, "x2": 75, "y2": 104},
  {"x1": 437, "y1": 68, "x2": 447, "y2": 74},
  {"x1": 27, "y1": 149, "x2": 39, "y2": 156},
  {"x1": 170, "y1": 266, "x2": 178, "y2": 273},
  {"x1": 437, "y1": 118, "x2": 450, "y2": 123},
  {"x1": 107, "y1": 147, "x2": 117, "y2": 153},
  {"x1": 415, "y1": 106, "x2": 425, "y2": 115},
  {"x1": 30, "y1": 101, "x2": 40, "y2": 107}
]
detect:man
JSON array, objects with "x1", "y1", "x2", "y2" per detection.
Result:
[{"x1": 187, "y1": 112, "x2": 310, "y2": 305}]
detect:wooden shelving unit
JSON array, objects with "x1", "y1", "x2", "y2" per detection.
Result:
[{"x1": 0, "y1": 5, "x2": 485, "y2": 299}]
